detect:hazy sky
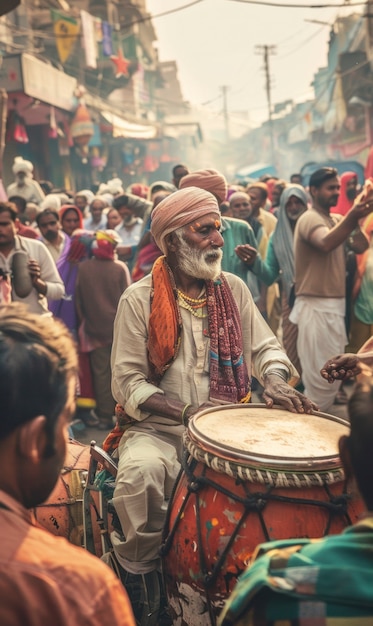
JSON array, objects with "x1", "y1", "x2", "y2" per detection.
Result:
[{"x1": 146, "y1": 0, "x2": 361, "y2": 127}]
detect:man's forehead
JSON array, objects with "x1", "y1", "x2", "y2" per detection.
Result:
[
  {"x1": 40, "y1": 216, "x2": 58, "y2": 225},
  {"x1": 186, "y1": 214, "x2": 221, "y2": 228},
  {"x1": 0, "y1": 211, "x2": 13, "y2": 222},
  {"x1": 231, "y1": 195, "x2": 250, "y2": 204},
  {"x1": 175, "y1": 167, "x2": 188, "y2": 176},
  {"x1": 323, "y1": 177, "x2": 340, "y2": 186}
]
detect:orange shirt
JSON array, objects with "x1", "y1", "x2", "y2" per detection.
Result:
[{"x1": 0, "y1": 490, "x2": 135, "y2": 626}]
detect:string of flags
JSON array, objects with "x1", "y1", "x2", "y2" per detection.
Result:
[{"x1": 50, "y1": 9, "x2": 136, "y2": 79}]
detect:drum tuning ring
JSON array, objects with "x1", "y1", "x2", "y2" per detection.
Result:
[
  {"x1": 188, "y1": 481, "x2": 200, "y2": 492},
  {"x1": 256, "y1": 497, "x2": 266, "y2": 510},
  {"x1": 330, "y1": 495, "x2": 348, "y2": 511}
]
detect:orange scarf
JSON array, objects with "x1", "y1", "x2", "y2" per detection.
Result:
[{"x1": 103, "y1": 257, "x2": 182, "y2": 453}]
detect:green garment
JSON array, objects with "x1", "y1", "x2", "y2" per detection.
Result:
[
  {"x1": 221, "y1": 217, "x2": 258, "y2": 281},
  {"x1": 251, "y1": 233, "x2": 280, "y2": 287},
  {"x1": 219, "y1": 517, "x2": 373, "y2": 626}
]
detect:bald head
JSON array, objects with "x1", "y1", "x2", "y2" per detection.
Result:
[{"x1": 229, "y1": 191, "x2": 252, "y2": 220}]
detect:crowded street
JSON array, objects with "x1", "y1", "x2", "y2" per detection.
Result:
[{"x1": 1, "y1": 1, "x2": 373, "y2": 626}]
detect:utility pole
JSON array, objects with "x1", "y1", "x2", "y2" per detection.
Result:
[
  {"x1": 220, "y1": 85, "x2": 230, "y2": 145},
  {"x1": 255, "y1": 45, "x2": 276, "y2": 164}
]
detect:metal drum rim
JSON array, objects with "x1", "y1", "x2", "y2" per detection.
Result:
[{"x1": 187, "y1": 403, "x2": 349, "y2": 472}]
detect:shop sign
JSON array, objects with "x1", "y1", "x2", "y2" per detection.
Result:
[
  {"x1": 21, "y1": 53, "x2": 77, "y2": 111},
  {"x1": 0, "y1": 55, "x2": 23, "y2": 92}
]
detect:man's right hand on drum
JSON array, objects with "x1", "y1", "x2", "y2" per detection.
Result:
[{"x1": 262, "y1": 371, "x2": 319, "y2": 414}]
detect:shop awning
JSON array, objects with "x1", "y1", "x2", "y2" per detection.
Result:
[
  {"x1": 101, "y1": 110, "x2": 158, "y2": 139},
  {"x1": 162, "y1": 115, "x2": 203, "y2": 142}
]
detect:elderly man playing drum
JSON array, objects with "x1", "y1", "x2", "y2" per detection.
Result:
[{"x1": 106, "y1": 187, "x2": 317, "y2": 625}]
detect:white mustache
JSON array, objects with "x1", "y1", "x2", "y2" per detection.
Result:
[{"x1": 204, "y1": 250, "x2": 222, "y2": 261}]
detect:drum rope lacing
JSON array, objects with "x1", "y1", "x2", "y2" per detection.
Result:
[
  {"x1": 184, "y1": 432, "x2": 345, "y2": 488},
  {"x1": 161, "y1": 448, "x2": 353, "y2": 621}
]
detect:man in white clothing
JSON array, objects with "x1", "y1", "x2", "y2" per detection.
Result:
[
  {"x1": 290, "y1": 167, "x2": 373, "y2": 410},
  {"x1": 0, "y1": 202, "x2": 64, "y2": 314},
  {"x1": 6, "y1": 157, "x2": 45, "y2": 205}
]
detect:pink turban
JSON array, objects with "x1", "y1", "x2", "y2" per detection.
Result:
[
  {"x1": 179, "y1": 168, "x2": 227, "y2": 204},
  {"x1": 151, "y1": 187, "x2": 220, "y2": 255}
]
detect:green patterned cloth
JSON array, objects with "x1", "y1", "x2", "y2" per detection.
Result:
[{"x1": 219, "y1": 516, "x2": 373, "y2": 625}]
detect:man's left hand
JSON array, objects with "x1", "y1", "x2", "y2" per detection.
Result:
[
  {"x1": 235, "y1": 244, "x2": 257, "y2": 265},
  {"x1": 262, "y1": 373, "x2": 318, "y2": 414},
  {"x1": 28, "y1": 259, "x2": 47, "y2": 295}
]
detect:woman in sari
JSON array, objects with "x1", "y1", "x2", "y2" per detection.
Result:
[{"x1": 49, "y1": 228, "x2": 97, "y2": 423}]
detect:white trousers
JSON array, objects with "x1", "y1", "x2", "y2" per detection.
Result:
[
  {"x1": 290, "y1": 296, "x2": 347, "y2": 412},
  {"x1": 112, "y1": 430, "x2": 181, "y2": 575}
]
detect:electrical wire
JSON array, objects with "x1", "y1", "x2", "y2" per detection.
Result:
[
  {"x1": 2, "y1": 0, "x2": 206, "y2": 40},
  {"x1": 38, "y1": 0, "x2": 206, "y2": 30},
  {"x1": 229, "y1": 0, "x2": 367, "y2": 8},
  {"x1": 278, "y1": 24, "x2": 326, "y2": 58},
  {"x1": 125, "y1": 0, "x2": 205, "y2": 27}
]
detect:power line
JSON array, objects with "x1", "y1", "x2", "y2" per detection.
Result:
[
  {"x1": 278, "y1": 24, "x2": 325, "y2": 58},
  {"x1": 229, "y1": 0, "x2": 366, "y2": 8},
  {"x1": 127, "y1": 0, "x2": 205, "y2": 26},
  {"x1": 3, "y1": 0, "x2": 206, "y2": 40}
]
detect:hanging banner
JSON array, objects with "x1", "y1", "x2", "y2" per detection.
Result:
[
  {"x1": 80, "y1": 10, "x2": 97, "y2": 69},
  {"x1": 102, "y1": 21, "x2": 113, "y2": 57},
  {"x1": 51, "y1": 9, "x2": 80, "y2": 65}
]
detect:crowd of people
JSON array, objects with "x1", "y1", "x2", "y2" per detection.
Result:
[{"x1": 1, "y1": 155, "x2": 373, "y2": 625}]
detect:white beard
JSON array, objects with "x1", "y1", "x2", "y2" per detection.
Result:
[{"x1": 174, "y1": 230, "x2": 222, "y2": 281}]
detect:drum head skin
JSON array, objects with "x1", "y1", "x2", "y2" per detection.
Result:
[{"x1": 188, "y1": 404, "x2": 350, "y2": 470}]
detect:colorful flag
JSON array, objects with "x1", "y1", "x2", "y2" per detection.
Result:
[
  {"x1": 102, "y1": 21, "x2": 113, "y2": 57},
  {"x1": 51, "y1": 9, "x2": 80, "y2": 64},
  {"x1": 80, "y1": 10, "x2": 97, "y2": 69}
]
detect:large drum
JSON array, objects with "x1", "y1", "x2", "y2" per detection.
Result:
[
  {"x1": 32, "y1": 439, "x2": 102, "y2": 556},
  {"x1": 162, "y1": 405, "x2": 364, "y2": 626}
]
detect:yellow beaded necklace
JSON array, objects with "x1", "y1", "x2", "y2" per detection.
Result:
[{"x1": 177, "y1": 289, "x2": 208, "y2": 318}]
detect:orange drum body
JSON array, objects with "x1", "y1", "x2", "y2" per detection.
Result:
[
  {"x1": 162, "y1": 405, "x2": 364, "y2": 626},
  {"x1": 32, "y1": 440, "x2": 102, "y2": 556}
]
